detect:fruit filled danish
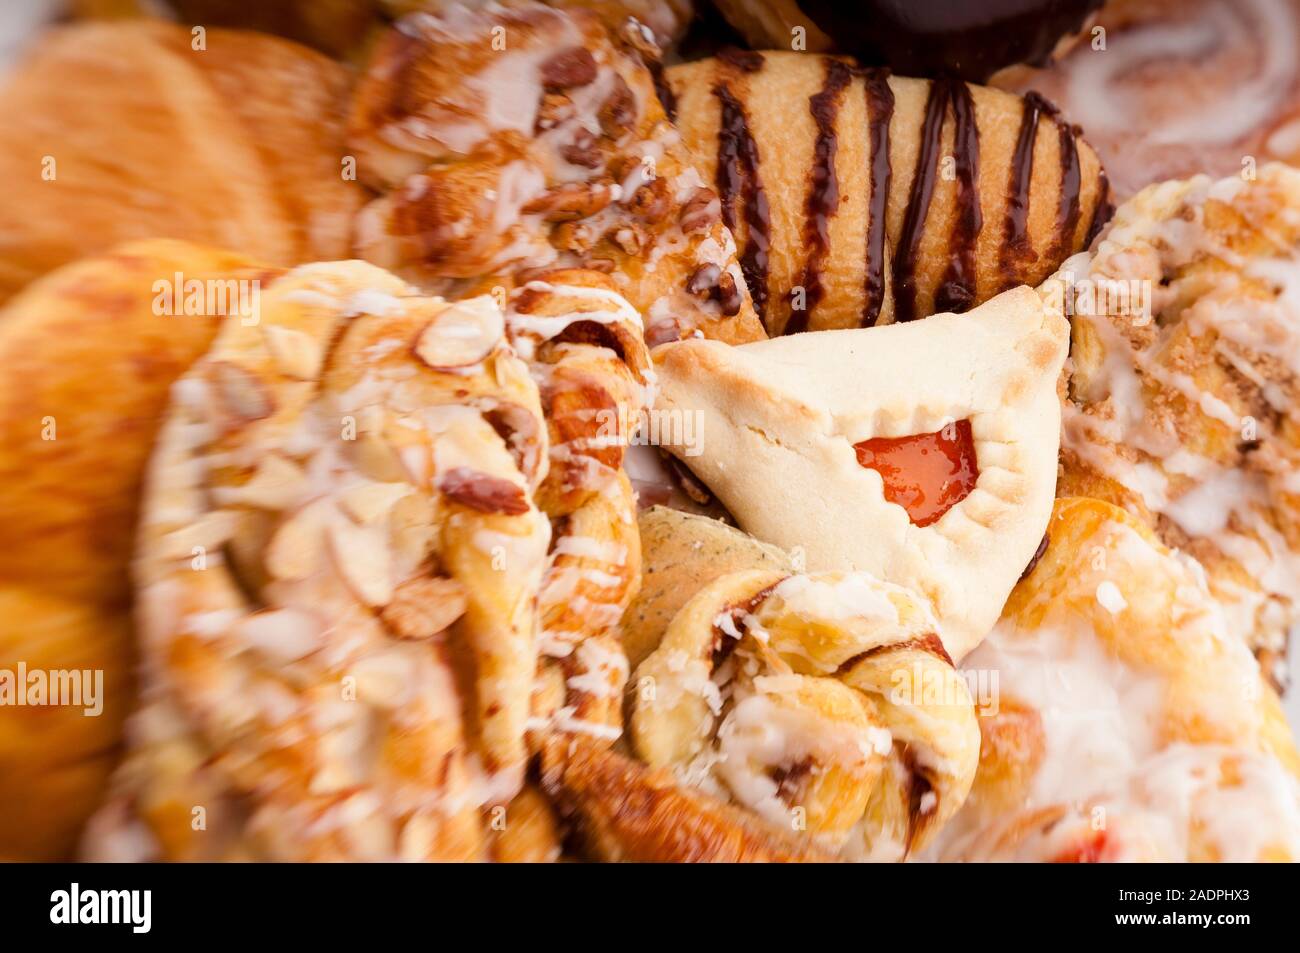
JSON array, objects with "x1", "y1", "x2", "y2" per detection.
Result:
[
  {"x1": 348, "y1": 1, "x2": 767, "y2": 346},
  {"x1": 1052, "y1": 164, "x2": 1300, "y2": 686},
  {"x1": 666, "y1": 51, "x2": 1109, "y2": 334},
  {"x1": 650, "y1": 285, "x2": 1070, "y2": 660},
  {"x1": 932, "y1": 497, "x2": 1300, "y2": 862}
]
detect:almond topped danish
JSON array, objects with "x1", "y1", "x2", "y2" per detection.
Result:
[{"x1": 83, "y1": 259, "x2": 649, "y2": 861}]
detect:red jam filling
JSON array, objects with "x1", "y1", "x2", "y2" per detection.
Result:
[{"x1": 853, "y1": 419, "x2": 978, "y2": 527}]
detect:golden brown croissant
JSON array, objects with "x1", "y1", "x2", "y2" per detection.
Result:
[
  {"x1": 934, "y1": 497, "x2": 1300, "y2": 862},
  {"x1": 1051, "y1": 164, "x2": 1300, "y2": 685},
  {"x1": 0, "y1": 20, "x2": 362, "y2": 306},
  {"x1": 666, "y1": 51, "x2": 1110, "y2": 334},
  {"x1": 347, "y1": 2, "x2": 767, "y2": 346},
  {"x1": 0, "y1": 240, "x2": 274, "y2": 860}
]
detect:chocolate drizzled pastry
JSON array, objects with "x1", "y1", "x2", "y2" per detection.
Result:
[{"x1": 668, "y1": 52, "x2": 1107, "y2": 335}]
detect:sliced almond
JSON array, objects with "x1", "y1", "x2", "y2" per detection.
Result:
[
  {"x1": 413, "y1": 296, "x2": 504, "y2": 369},
  {"x1": 350, "y1": 650, "x2": 414, "y2": 709},
  {"x1": 380, "y1": 576, "x2": 468, "y2": 639},
  {"x1": 438, "y1": 467, "x2": 530, "y2": 515},
  {"x1": 389, "y1": 493, "x2": 437, "y2": 570},
  {"x1": 209, "y1": 360, "x2": 274, "y2": 423},
  {"x1": 262, "y1": 324, "x2": 325, "y2": 381},
  {"x1": 329, "y1": 516, "x2": 393, "y2": 607},
  {"x1": 264, "y1": 499, "x2": 331, "y2": 581},
  {"x1": 338, "y1": 481, "x2": 412, "y2": 525},
  {"x1": 156, "y1": 509, "x2": 240, "y2": 560},
  {"x1": 234, "y1": 607, "x2": 322, "y2": 663},
  {"x1": 212, "y1": 454, "x2": 309, "y2": 510}
]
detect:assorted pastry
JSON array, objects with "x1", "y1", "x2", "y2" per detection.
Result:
[{"x1": 0, "y1": 0, "x2": 1297, "y2": 863}]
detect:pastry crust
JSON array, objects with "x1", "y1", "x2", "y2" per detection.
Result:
[
  {"x1": 667, "y1": 51, "x2": 1108, "y2": 334},
  {"x1": 0, "y1": 21, "x2": 362, "y2": 306},
  {"x1": 933, "y1": 497, "x2": 1300, "y2": 862},
  {"x1": 347, "y1": 2, "x2": 767, "y2": 345},
  {"x1": 0, "y1": 240, "x2": 272, "y2": 860},
  {"x1": 1051, "y1": 164, "x2": 1300, "y2": 684},
  {"x1": 651, "y1": 284, "x2": 1069, "y2": 660}
]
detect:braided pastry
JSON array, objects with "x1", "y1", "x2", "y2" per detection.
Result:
[
  {"x1": 933, "y1": 497, "x2": 1300, "y2": 862},
  {"x1": 85, "y1": 260, "x2": 575, "y2": 859},
  {"x1": 1053, "y1": 164, "x2": 1300, "y2": 686},
  {"x1": 347, "y1": 1, "x2": 767, "y2": 345},
  {"x1": 666, "y1": 51, "x2": 1109, "y2": 334},
  {"x1": 629, "y1": 560, "x2": 980, "y2": 859}
]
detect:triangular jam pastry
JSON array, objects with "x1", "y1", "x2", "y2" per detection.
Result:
[{"x1": 652, "y1": 285, "x2": 1069, "y2": 659}]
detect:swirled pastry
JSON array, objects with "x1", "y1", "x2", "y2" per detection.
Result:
[
  {"x1": 348, "y1": 2, "x2": 766, "y2": 345},
  {"x1": 629, "y1": 565, "x2": 980, "y2": 859},
  {"x1": 0, "y1": 240, "x2": 272, "y2": 861},
  {"x1": 666, "y1": 51, "x2": 1109, "y2": 334},
  {"x1": 651, "y1": 284, "x2": 1069, "y2": 660},
  {"x1": 1052, "y1": 164, "x2": 1300, "y2": 685},
  {"x1": 932, "y1": 497, "x2": 1300, "y2": 862},
  {"x1": 0, "y1": 21, "x2": 361, "y2": 306},
  {"x1": 82, "y1": 260, "x2": 647, "y2": 860}
]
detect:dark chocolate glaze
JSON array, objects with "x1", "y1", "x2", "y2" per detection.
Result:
[
  {"x1": 798, "y1": 0, "x2": 1104, "y2": 83},
  {"x1": 713, "y1": 80, "x2": 771, "y2": 321},
  {"x1": 716, "y1": 45, "x2": 767, "y2": 73},
  {"x1": 933, "y1": 78, "x2": 982, "y2": 315},
  {"x1": 785, "y1": 59, "x2": 853, "y2": 336},
  {"x1": 1046, "y1": 120, "x2": 1083, "y2": 269},
  {"x1": 1000, "y1": 91, "x2": 1051, "y2": 281},
  {"x1": 647, "y1": 57, "x2": 677, "y2": 122},
  {"x1": 891, "y1": 79, "x2": 950, "y2": 323},
  {"x1": 1084, "y1": 166, "x2": 1114, "y2": 246},
  {"x1": 861, "y1": 68, "x2": 895, "y2": 328}
]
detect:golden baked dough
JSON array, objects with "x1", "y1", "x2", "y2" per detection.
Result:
[
  {"x1": 539, "y1": 734, "x2": 834, "y2": 861},
  {"x1": 0, "y1": 240, "x2": 272, "y2": 860},
  {"x1": 0, "y1": 20, "x2": 362, "y2": 306},
  {"x1": 347, "y1": 2, "x2": 767, "y2": 345},
  {"x1": 83, "y1": 259, "x2": 652, "y2": 860},
  {"x1": 650, "y1": 285, "x2": 1069, "y2": 661},
  {"x1": 667, "y1": 52, "x2": 1109, "y2": 334},
  {"x1": 934, "y1": 497, "x2": 1300, "y2": 862},
  {"x1": 1051, "y1": 164, "x2": 1300, "y2": 684}
]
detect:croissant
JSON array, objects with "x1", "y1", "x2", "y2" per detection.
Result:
[
  {"x1": 0, "y1": 241, "x2": 273, "y2": 861},
  {"x1": 623, "y1": 510, "x2": 980, "y2": 860},
  {"x1": 347, "y1": 2, "x2": 767, "y2": 346},
  {"x1": 1051, "y1": 164, "x2": 1300, "y2": 685},
  {"x1": 0, "y1": 21, "x2": 362, "y2": 306},
  {"x1": 934, "y1": 497, "x2": 1300, "y2": 862},
  {"x1": 665, "y1": 51, "x2": 1110, "y2": 334}
]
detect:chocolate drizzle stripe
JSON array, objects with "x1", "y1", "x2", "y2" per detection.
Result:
[
  {"x1": 1000, "y1": 92, "x2": 1046, "y2": 284},
  {"x1": 861, "y1": 68, "x2": 894, "y2": 328},
  {"x1": 647, "y1": 58, "x2": 677, "y2": 122},
  {"x1": 891, "y1": 80, "x2": 950, "y2": 323},
  {"x1": 933, "y1": 78, "x2": 981, "y2": 315},
  {"x1": 713, "y1": 81, "x2": 771, "y2": 322},
  {"x1": 1047, "y1": 120, "x2": 1082, "y2": 266},
  {"x1": 1084, "y1": 166, "x2": 1114, "y2": 247},
  {"x1": 785, "y1": 59, "x2": 853, "y2": 336}
]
